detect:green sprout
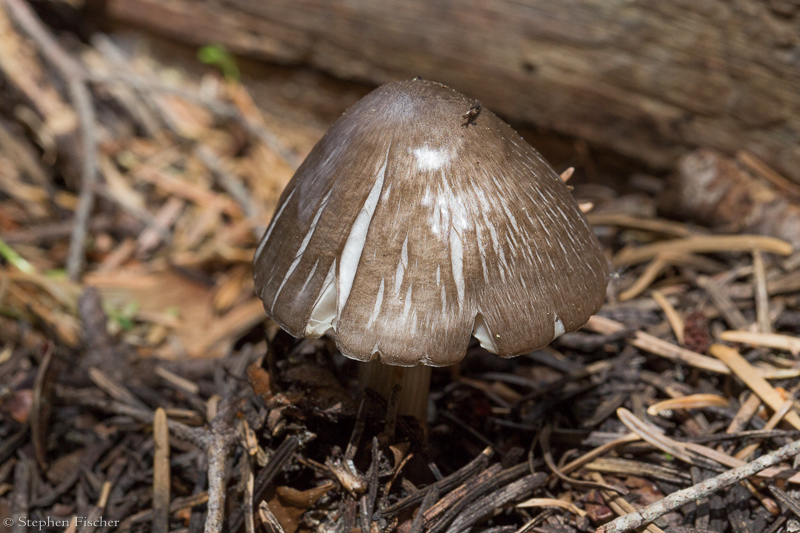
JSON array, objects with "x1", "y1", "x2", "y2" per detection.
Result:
[
  {"x1": 198, "y1": 44, "x2": 240, "y2": 81},
  {"x1": 105, "y1": 299, "x2": 140, "y2": 332},
  {"x1": 0, "y1": 237, "x2": 36, "y2": 274},
  {"x1": 44, "y1": 269, "x2": 68, "y2": 280}
]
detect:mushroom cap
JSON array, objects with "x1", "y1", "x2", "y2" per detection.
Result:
[{"x1": 254, "y1": 79, "x2": 608, "y2": 367}]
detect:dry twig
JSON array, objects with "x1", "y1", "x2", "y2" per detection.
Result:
[
  {"x1": 3, "y1": 0, "x2": 99, "y2": 281},
  {"x1": 597, "y1": 437, "x2": 800, "y2": 533}
]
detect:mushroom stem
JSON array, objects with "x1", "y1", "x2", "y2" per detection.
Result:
[{"x1": 359, "y1": 360, "x2": 431, "y2": 421}]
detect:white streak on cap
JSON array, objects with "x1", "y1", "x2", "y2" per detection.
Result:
[{"x1": 338, "y1": 148, "x2": 390, "y2": 316}]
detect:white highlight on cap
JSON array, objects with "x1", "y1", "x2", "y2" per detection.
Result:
[
  {"x1": 367, "y1": 278, "x2": 385, "y2": 328},
  {"x1": 394, "y1": 235, "x2": 408, "y2": 295},
  {"x1": 472, "y1": 312, "x2": 497, "y2": 353},
  {"x1": 450, "y1": 225, "x2": 464, "y2": 308},
  {"x1": 338, "y1": 149, "x2": 389, "y2": 315},
  {"x1": 299, "y1": 258, "x2": 319, "y2": 294},
  {"x1": 306, "y1": 260, "x2": 337, "y2": 337},
  {"x1": 272, "y1": 190, "x2": 331, "y2": 310},
  {"x1": 474, "y1": 226, "x2": 490, "y2": 284},
  {"x1": 553, "y1": 314, "x2": 565, "y2": 339},
  {"x1": 411, "y1": 146, "x2": 451, "y2": 171},
  {"x1": 421, "y1": 186, "x2": 433, "y2": 206},
  {"x1": 255, "y1": 187, "x2": 296, "y2": 262},
  {"x1": 401, "y1": 283, "x2": 413, "y2": 320}
]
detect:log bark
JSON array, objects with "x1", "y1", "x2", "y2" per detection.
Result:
[
  {"x1": 659, "y1": 150, "x2": 800, "y2": 248},
  {"x1": 106, "y1": 0, "x2": 800, "y2": 182}
]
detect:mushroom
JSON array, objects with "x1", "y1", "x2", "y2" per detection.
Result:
[{"x1": 253, "y1": 78, "x2": 608, "y2": 420}]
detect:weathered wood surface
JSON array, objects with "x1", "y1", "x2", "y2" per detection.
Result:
[{"x1": 106, "y1": 0, "x2": 800, "y2": 182}]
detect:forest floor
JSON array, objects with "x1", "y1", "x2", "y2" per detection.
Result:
[{"x1": 2, "y1": 2, "x2": 800, "y2": 532}]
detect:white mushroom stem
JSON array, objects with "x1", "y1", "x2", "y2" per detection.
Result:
[{"x1": 359, "y1": 360, "x2": 432, "y2": 422}]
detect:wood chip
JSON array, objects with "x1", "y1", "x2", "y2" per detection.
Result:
[{"x1": 152, "y1": 407, "x2": 170, "y2": 533}]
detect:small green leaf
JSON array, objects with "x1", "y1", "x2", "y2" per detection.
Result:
[
  {"x1": 104, "y1": 299, "x2": 141, "y2": 332},
  {"x1": 121, "y1": 300, "x2": 140, "y2": 317},
  {"x1": 116, "y1": 315, "x2": 135, "y2": 331},
  {"x1": 198, "y1": 44, "x2": 240, "y2": 81}
]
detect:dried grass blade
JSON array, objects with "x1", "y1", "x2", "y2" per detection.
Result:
[
  {"x1": 737, "y1": 151, "x2": 800, "y2": 199},
  {"x1": 586, "y1": 316, "x2": 728, "y2": 374},
  {"x1": 618, "y1": 255, "x2": 668, "y2": 301},
  {"x1": 709, "y1": 344, "x2": 800, "y2": 430},
  {"x1": 516, "y1": 498, "x2": 586, "y2": 517},
  {"x1": 719, "y1": 331, "x2": 800, "y2": 356},
  {"x1": 616, "y1": 408, "x2": 698, "y2": 465},
  {"x1": 586, "y1": 213, "x2": 698, "y2": 238},
  {"x1": 587, "y1": 316, "x2": 798, "y2": 379},
  {"x1": 613, "y1": 235, "x2": 793, "y2": 268},
  {"x1": 647, "y1": 394, "x2": 730, "y2": 417},
  {"x1": 752, "y1": 250, "x2": 772, "y2": 333},
  {"x1": 683, "y1": 440, "x2": 800, "y2": 484},
  {"x1": 559, "y1": 433, "x2": 640, "y2": 476},
  {"x1": 767, "y1": 485, "x2": 800, "y2": 520},
  {"x1": 651, "y1": 289, "x2": 684, "y2": 344},
  {"x1": 734, "y1": 399, "x2": 795, "y2": 462}
]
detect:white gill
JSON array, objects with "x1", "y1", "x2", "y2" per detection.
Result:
[
  {"x1": 553, "y1": 314, "x2": 566, "y2": 339},
  {"x1": 472, "y1": 312, "x2": 498, "y2": 353},
  {"x1": 306, "y1": 260, "x2": 337, "y2": 337}
]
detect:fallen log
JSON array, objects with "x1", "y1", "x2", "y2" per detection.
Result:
[{"x1": 105, "y1": 0, "x2": 800, "y2": 183}]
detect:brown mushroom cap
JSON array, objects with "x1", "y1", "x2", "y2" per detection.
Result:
[{"x1": 254, "y1": 79, "x2": 608, "y2": 366}]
